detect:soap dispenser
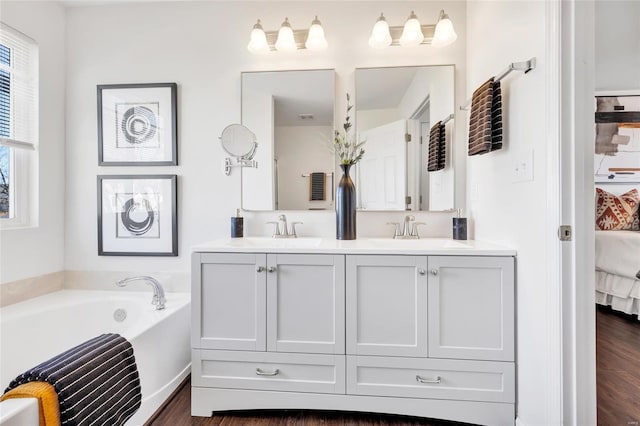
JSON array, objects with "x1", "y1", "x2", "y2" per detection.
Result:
[
  {"x1": 231, "y1": 208, "x2": 244, "y2": 238},
  {"x1": 452, "y1": 209, "x2": 467, "y2": 240}
]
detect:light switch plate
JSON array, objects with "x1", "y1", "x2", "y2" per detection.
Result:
[{"x1": 513, "y1": 149, "x2": 534, "y2": 183}]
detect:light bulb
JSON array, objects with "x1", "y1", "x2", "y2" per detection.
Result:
[
  {"x1": 275, "y1": 17, "x2": 297, "y2": 52},
  {"x1": 432, "y1": 10, "x2": 458, "y2": 48},
  {"x1": 399, "y1": 11, "x2": 424, "y2": 47},
  {"x1": 305, "y1": 16, "x2": 328, "y2": 51},
  {"x1": 247, "y1": 20, "x2": 269, "y2": 54},
  {"x1": 368, "y1": 13, "x2": 392, "y2": 49}
]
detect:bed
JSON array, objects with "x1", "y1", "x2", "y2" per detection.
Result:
[{"x1": 595, "y1": 230, "x2": 640, "y2": 318}]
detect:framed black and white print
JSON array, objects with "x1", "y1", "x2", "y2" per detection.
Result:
[
  {"x1": 98, "y1": 175, "x2": 178, "y2": 256},
  {"x1": 97, "y1": 83, "x2": 177, "y2": 165}
]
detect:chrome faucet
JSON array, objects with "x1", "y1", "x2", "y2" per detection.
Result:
[
  {"x1": 279, "y1": 214, "x2": 289, "y2": 237},
  {"x1": 266, "y1": 214, "x2": 303, "y2": 238},
  {"x1": 387, "y1": 215, "x2": 426, "y2": 239},
  {"x1": 116, "y1": 276, "x2": 166, "y2": 310}
]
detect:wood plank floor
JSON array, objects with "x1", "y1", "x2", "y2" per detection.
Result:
[
  {"x1": 596, "y1": 306, "x2": 640, "y2": 426},
  {"x1": 148, "y1": 307, "x2": 640, "y2": 426}
]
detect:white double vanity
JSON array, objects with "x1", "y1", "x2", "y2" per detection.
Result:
[{"x1": 191, "y1": 237, "x2": 516, "y2": 425}]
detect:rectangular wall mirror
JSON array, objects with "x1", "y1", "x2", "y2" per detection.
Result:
[
  {"x1": 355, "y1": 65, "x2": 455, "y2": 211},
  {"x1": 241, "y1": 69, "x2": 335, "y2": 211}
]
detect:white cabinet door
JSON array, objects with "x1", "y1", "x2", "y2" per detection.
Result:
[
  {"x1": 427, "y1": 256, "x2": 515, "y2": 361},
  {"x1": 346, "y1": 255, "x2": 428, "y2": 357},
  {"x1": 192, "y1": 252, "x2": 267, "y2": 351},
  {"x1": 266, "y1": 254, "x2": 345, "y2": 354}
]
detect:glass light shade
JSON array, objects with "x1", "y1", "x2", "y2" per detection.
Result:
[
  {"x1": 247, "y1": 20, "x2": 269, "y2": 54},
  {"x1": 399, "y1": 11, "x2": 424, "y2": 47},
  {"x1": 368, "y1": 14, "x2": 392, "y2": 49},
  {"x1": 432, "y1": 11, "x2": 458, "y2": 48},
  {"x1": 305, "y1": 17, "x2": 328, "y2": 51},
  {"x1": 275, "y1": 18, "x2": 297, "y2": 52}
]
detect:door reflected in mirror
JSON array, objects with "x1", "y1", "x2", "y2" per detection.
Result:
[
  {"x1": 355, "y1": 65, "x2": 455, "y2": 211},
  {"x1": 241, "y1": 69, "x2": 335, "y2": 211}
]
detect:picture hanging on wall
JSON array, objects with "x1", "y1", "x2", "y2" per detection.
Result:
[
  {"x1": 97, "y1": 83, "x2": 177, "y2": 165},
  {"x1": 595, "y1": 93, "x2": 640, "y2": 183},
  {"x1": 98, "y1": 175, "x2": 178, "y2": 256}
]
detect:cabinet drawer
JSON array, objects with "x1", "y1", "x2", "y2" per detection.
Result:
[
  {"x1": 346, "y1": 356, "x2": 514, "y2": 403},
  {"x1": 193, "y1": 350, "x2": 345, "y2": 394}
]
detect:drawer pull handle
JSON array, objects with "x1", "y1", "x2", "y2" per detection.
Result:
[
  {"x1": 256, "y1": 266, "x2": 265, "y2": 273},
  {"x1": 256, "y1": 368, "x2": 279, "y2": 376},
  {"x1": 268, "y1": 267, "x2": 277, "y2": 273},
  {"x1": 418, "y1": 268, "x2": 426, "y2": 275},
  {"x1": 429, "y1": 269, "x2": 438, "y2": 276},
  {"x1": 416, "y1": 375, "x2": 441, "y2": 384}
]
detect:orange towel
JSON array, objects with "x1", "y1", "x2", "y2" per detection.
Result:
[{"x1": 1, "y1": 382, "x2": 61, "y2": 426}]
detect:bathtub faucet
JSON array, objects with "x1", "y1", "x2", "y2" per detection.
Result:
[{"x1": 116, "y1": 276, "x2": 166, "y2": 310}]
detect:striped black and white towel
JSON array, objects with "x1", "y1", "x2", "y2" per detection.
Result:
[
  {"x1": 427, "y1": 121, "x2": 446, "y2": 172},
  {"x1": 468, "y1": 77, "x2": 503, "y2": 156},
  {"x1": 5, "y1": 333, "x2": 141, "y2": 426}
]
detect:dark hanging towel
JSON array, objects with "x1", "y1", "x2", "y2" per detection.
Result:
[
  {"x1": 5, "y1": 333, "x2": 141, "y2": 426},
  {"x1": 310, "y1": 172, "x2": 326, "y2": 201},
  {"x1": 468, "y1": 77, "x2": 503, "y2": 156},
  {"x1": 427, "y1": 121, "x2": 446, "y2": 172},
  {"x1": 491, "y1": 81, "x2": 503, "y2": 151}
]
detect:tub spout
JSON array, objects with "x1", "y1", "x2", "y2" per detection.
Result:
[{"x1": 116, "y1": 276, "x2": 166, "y2": 310}]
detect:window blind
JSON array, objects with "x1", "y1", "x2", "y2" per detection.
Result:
[{"x1": 0, "y1": 22, "x2": 37, "y2": 150}]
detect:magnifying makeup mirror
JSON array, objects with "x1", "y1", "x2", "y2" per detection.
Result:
[{"x1": 220, "y1": 124, "x2": 258, "y2": 175}]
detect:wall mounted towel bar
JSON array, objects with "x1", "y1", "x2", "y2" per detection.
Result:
[
  {"x1": 460, "y1": 57, "x2": 536, "y2": 111},
  {"x1": 441, "y1": 113, "x2": 454, "y2": 125},
  {"x1": 301, "y1": 172, "x2": 335, "y2": 201}
]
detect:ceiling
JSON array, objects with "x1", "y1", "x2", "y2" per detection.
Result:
[
  {"x1": 242, "y1": 69, "x2": 334, "y2": 127},
  {"x1": 355, "y1": 67, "x2": 419, "y2": 110}
]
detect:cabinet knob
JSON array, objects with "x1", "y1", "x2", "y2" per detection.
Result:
[
  {"x1": 430, "y1": 269, "x2": 438, "y2": 276},
  {"x1": 418, "y1": 268, "x2": 426, "y2": 275},
  {"x1": 256, "y1": 266, "x2": 265, "y2": 273},
  {"x1": 256, "y1": 368, "x2": 279, "y2": 376},
  {"x1": 416, "y1": 375, "x2": 442, "y2": 384},
  {"x1": 268, "y1": 266, "x2": 277, "y2": 273}
]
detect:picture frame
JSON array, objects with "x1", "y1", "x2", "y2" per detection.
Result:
[
  {"x1": 98, "y1": 175, "x2": 178, "y2": 256},
  {"x1": 97, "y1": 83, "x2": 178, "y2": 166},
  {"x1": 595, "y1": 91, "x2": 640, "y2": 183}
]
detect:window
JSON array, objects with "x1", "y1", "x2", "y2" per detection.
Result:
[{"x1": 0, "y1": 23, "x2": 38, "y2": 227}]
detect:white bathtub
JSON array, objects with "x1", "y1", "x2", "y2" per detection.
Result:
[{"x1": 0, "y1": 289, "x2": 191, "y2": 425}]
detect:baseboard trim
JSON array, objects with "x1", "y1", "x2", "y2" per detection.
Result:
[
  {"x1": 144, "y1": 374, "x2": 191, "y2": 426},
  {"x1": 192, "y1": 387, "x2": 515, "y2": 426}
]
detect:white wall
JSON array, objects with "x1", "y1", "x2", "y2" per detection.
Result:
[
  {"x1": 274, "y1": 125, "x2": 334, "y2": 211},
  {"x1": 0, "y1": 1, "x2": 66, "y2": 284},
  {"x1": 64, "y1": 1, "x2": 467, "y2": 272},
  {"x1": 465, "y1": 1, "x2": 550, "y2": 425},
  {"x1": 595, "y1": 0, "x2": 640, "y2": 91}
]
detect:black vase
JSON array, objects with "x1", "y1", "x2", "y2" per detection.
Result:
[{"x1": 336, "y1": 164, "x2": 356, "y2": 240}]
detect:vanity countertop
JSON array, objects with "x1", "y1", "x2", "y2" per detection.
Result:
[{"x1": 192, "y1": 237, "x2": 516, "y2": 256}]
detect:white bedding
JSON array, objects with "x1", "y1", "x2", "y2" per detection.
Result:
[{"x1": 595, "y1": 230, "x2": 640, "y2": 280}]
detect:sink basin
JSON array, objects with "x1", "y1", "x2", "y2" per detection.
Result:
[
  {"x1": 224, "y1": 237, "x2": 323, "y2": 249},
  {"x1": 366, "y1": 238, "x2": 472, "y2": 250}
]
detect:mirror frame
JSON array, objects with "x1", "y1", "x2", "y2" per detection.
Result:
[{"x1": 240, "y1": 68, "x2": 337, "y2": 212}]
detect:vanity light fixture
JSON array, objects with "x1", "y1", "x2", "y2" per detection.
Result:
[
  {"x1": 368, "y1": 13, "x2": 392, "y2": 49},
  {"x1": 247, "y1": 20, "x2": 269, "y2": 54},
  {"x1": 399, "y1": 11, "x2": 424, "y2": 47},
  {"x1": 369, "y1": 9, "x2": 457, "y2": 48},
  {"x1": 305, "y1": 16, "x2": 328, "y2": 51},
  {"x1": 247, "y1": 16, "x2": 328, "y2": 54},
  {"x1": 275, "y1": 18, "x2": 297, "y2": 52},
  {"x1": 432, "y1": 9, "x2": 458, "y2": 47}
]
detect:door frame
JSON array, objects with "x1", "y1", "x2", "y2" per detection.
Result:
[{"x1": 554, "y1": 1, "x2": 597, "y2": 425}]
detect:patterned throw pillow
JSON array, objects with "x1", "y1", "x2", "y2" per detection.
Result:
[{"x1": 595, "y1": 188, "x2": 640, "y2": 231}]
